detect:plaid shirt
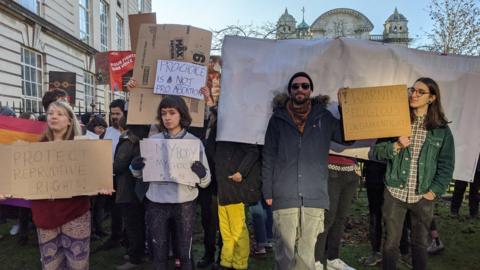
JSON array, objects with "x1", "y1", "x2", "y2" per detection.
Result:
[{"x1": 387, "y1": 115, "x2": 427, "y2": 203}]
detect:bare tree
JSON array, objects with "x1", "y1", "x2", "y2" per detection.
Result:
[
  {"x1": 211, "y1": 22, "x2": 277, "y2": 52},
  {"x1": 423, "y1": 0, "x2": 480, "y2": 55}
]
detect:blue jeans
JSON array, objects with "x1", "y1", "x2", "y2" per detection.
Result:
[{"x1": 249, "y1": 200, "x2": 273, "y2": 247}]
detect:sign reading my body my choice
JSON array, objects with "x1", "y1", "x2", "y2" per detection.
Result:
[
  {"x1": 153, "y1": 60, "x2": 207, "y2": 100},
  {"x1": 140, "y1": 139, "x2": 200, "y2": 186}
]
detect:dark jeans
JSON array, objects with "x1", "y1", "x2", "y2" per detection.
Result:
[
  {"x1": 146, "y1": 200, "x2": 196, "y2": 270},
  {"x1": 364, "y1": 161, "x2": 410, "y2": 254},
  {"x1": 383, "y1": 190, "x2": 433, "y2": 270},
  {"x1": 451, "y1": 171, "x2": 480, "y2": 216},
  {"x1": 121, "y1": 203, "x2": 145, "y2": 264},
  {"x1": 107, "y1": 194, "x2": 123, "y2": 240},
  {"x1": 250, "y1": 200, "x2": 273, "y2": 247},
  {"x1": 315, "y1": 169, "x2": 359, "y2": 261},
  {"x1": 198, "y1": 186, "x2": 220, "y2": 259},
  {"x1": 18, "y1": 207, "x2": 30, "y2": 238},
  {"x1": 91, "y1": 195, "x2": 107, "y2": 235}
]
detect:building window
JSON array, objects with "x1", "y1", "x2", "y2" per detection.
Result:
[
  {"x1": 137, "y1": 0, "x2": 144, "y2": 12},
  {"x1": 84, "y1": 71, "x2": 95, "y2": 109},
  {"x1": 79, "y1": 0, "x2": 90, "y2": 44},
  {"x1": 99, "y1": 0, "x2": 109, "y2": 52},
  {"x1": 20, "y1": 0, "x2": 40, "y2": 14},
  {"x1": 21, "y1": 48, "x2": 43, "y2": 113},
  {"x1": 116, "y1": 15, "x2": 124, "y2": 50}
]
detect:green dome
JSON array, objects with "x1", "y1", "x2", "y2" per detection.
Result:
[{"x1": 297, "y1": 19, "x2": 309, "y2": 30}]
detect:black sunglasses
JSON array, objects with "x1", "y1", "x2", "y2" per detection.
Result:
[{"x1": 291, "y1": 83, "x2": 311, "y2": 90}]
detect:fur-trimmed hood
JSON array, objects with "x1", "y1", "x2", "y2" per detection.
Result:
[{"x1": 271, "y1": 93, "x2": 330, "y2": 111}]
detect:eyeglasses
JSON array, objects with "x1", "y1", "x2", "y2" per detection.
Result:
[
  {"x1": 291, "y1": 83, "x2": 311, "y2": 91},
  {"x1": 408, "y1": 87, "x2": 430, "y2": 97}
]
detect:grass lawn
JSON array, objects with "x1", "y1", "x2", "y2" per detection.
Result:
[{"x1": 0, "y1": 189, "x2": 479, "y2": 270}]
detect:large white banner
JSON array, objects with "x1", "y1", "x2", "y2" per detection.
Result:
[
  {"x1": 217, "y1": 36, "x2": 480, "y2": 182},
  {"x1": 140, "y1": 139, "x2": 200, "y2": 186}
]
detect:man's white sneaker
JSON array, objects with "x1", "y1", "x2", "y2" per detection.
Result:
[
  {"x1": 315, "y1": 261, "x2": 325, "y2": 270},
  {"x1": 326, "y1": 258, "x2": 356, "y2": 270}
]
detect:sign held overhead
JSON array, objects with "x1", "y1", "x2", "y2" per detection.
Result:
[{"x1": 154, "y1": 60, "x2": 207, "y2": 100}]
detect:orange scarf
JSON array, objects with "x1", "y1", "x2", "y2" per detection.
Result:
[{"x1": 286, "y1": 99, "x2": 311, "y2": 134}]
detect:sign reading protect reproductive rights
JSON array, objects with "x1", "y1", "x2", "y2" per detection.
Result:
[
  {"x1": 0, "y1": 140, "x2": 113, "y2": 199},
  {"x1": 153, "y1": 60, "x2": 207, "y2": 100}
]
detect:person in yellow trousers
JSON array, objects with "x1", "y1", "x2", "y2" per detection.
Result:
[{"x1": 214, "y1": 141, "x2": 262, "y2": 270}]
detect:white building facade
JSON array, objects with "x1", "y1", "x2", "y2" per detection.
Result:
[
  {"x1": 276, "y1": 7, "x2": 410, "y2": 47},
  {"x1": 0, "y1": 0, "x2": 151, "y2": 113}
]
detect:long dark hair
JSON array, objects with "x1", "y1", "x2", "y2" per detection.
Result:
[
  {"x1": 156, "y1": 95, "x2": 192, "y2": 130},
  {"x1": 410, "y1": 77, "x2": 449, "y2": 130}
]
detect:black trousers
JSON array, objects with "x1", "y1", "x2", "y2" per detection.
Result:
[
  {"x1": 146, "y1": 200, "x2": 196, "y2": 270},
  {"x1": 107, "y1": 193, "x2": 123, "y2": 240},
  {"x1": 364, "y1": 161, "x2": 410, "y2": 255},
  {"x1": 120, "y1": 203, "x2": 145, "y2": 264},
  {"x1": 451, "y1": 170, "x2": 480, "y2": 216},
  {"x1": 91, "y1": 195, "x2": 107, "y2": 235},
  {"x1": 382, "y1": 191, "x2": 433, "y2": 270},
  {"x1": 18, "y1": 207, "x2": 30, "y2": 238},
  {"x1": 198, "y1": 186, "x2": 220, "y2": 259},
  {"x1": 315, "y1": 169, "x2": 359, "y2": 261}
]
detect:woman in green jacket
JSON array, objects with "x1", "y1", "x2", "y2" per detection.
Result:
[{"x1": 375, "y1": 77, "x2": 454, "y2": 270}]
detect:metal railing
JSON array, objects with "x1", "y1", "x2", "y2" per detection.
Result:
[{"x1": 0, "y1": 100, "x2": 105, "y2": 118}]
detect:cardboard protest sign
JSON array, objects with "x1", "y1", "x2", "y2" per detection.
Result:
[
  {"x1": 127, "y1": 88, "x2": 204, "y2": 127},
  {"x1": 140, "y1": 139, "x2": 200, "y2": 186},
  {"x1": 49, "y1": 71, "x2": 76, "y2": 106},
  {"x1": 153, "y1": 60, "x2": 207, "y2": 99},
  {"x1": 0, "y1": 116, "x2": 46, "y2": 207},
  {"x1": 128, "y1": 13, "x2": 156, "y2": 53},
  {"x1": 340, "y1": 85, "x2": 411, "y2": 140},
  {"x1": 0, "y1": 140, "x2": 113, "y2": 199},
  {"x1": 133, "y1": 24, "x2": 212, "y2": 89}
]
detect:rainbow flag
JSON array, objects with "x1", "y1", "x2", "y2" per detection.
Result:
[
  {"x1": 0, "y1": 116, "x2": 46, "y2": 143},
  {"x1": 0, "y1": 116, "x2": 46, "y2": 207}
]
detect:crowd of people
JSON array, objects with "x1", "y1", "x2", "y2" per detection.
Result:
[{"x1": 0, "y1": 72, "x2": 476, "y2": 270}]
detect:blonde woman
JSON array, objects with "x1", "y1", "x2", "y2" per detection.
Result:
[{"x1": 0, "y1": 101, "x2": 111, "y2": 269}]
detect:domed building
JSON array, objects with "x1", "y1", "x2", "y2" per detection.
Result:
[
  {"x1": 276, "y1": 8, "x2": 297, "y2": 39},
  {"x1": 382, "y1": 8, "x2": 410, "y2": 46},
  {"x1": 276, "y1": 7, "x2": 411, "y2": 47}
]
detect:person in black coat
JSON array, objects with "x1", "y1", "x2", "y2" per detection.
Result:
[
  {"x1": 113, "y1": 117, "x2": 145, "y2": 270},
  {"x1": 214, "y1": 141, "x2": 261, "y2": 270}
]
